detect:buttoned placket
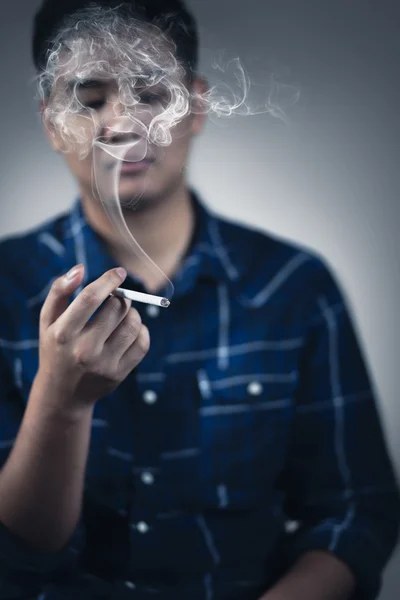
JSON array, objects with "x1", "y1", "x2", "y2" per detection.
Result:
[{"x1": 127, "y1": 302, "x2": 167, "y2": 570}]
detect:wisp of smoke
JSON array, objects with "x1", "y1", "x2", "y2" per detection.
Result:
[{"x1": 37, "y1": 5, "x2": 299, "y2": 301}]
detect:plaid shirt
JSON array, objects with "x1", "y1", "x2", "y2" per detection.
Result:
[{"x1": 0, "y1": 193, "x2": 398, "y2": 600}]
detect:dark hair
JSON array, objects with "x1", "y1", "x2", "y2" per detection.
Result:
[{"x1": 32, "y1": 0, "x2": 198, "y2": 77}]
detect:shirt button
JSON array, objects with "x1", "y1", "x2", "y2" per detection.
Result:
[
  {"x1": 146, "y1": 305, "x2": 160, "y2": 318},
  {"x1": 284, "y1": 520, "x2": 300, "y2": 533},
  {"x1": 141, "y1": 472, "x2": 154, "y2": 485},
  {"x1": 137, "y1": 521, "x2": 149, "y2": 534},
  {"x1": 247, "y1": 381, "x2": 263, "y2": 396},
  {"x1": 124, "y1": 581, "x2": 136, "y2": 590},
  {"x1": 143, "y1": 390, "x2": 158, "y2": 404}
]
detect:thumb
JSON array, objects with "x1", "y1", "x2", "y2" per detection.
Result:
[{"x1": 40, "y1": 264, "x2": 85, "y2": 329}]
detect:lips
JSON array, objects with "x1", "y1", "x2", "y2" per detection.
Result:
[
  {"x1": 119, "y1": 158, "x2": 154, "y2": 174},
  {"x1": 95, "y1": 138, "x2": 155, "y2": 172}
]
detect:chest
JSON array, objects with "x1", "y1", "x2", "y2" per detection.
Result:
[
  {"x1": 10, "y1": 284, "x2": 307, "y2": 512},
  {"x1": 84, "y1": 287, "x2": 306, "y2": 512}
]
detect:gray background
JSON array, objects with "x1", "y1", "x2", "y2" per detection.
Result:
[{"x1": 0, "y1": 0, "x2": 399, "y2": 597}]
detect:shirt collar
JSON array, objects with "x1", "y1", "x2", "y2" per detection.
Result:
[
  {"x1": 63, "y1": 191, "x2": 245, "y2": 299},
  {"x1": 175, "y1": 192, "x2": 244, "y2": 296}
]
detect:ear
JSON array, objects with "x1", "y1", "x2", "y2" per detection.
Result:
[
  {"x1": 190, "y1": 76, "x2": 209, "y2": 136},
  {"x1": 40, "y1": 99, "x2": 63, "y2": 152}
]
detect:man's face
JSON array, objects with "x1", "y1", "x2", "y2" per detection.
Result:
[{"x1": 43, "y1": 71, "x2": 206, "y2": 209}]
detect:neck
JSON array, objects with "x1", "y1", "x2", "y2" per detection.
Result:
[{"x1": 80, "y1": 182, "x2": 195, "y2": 293}]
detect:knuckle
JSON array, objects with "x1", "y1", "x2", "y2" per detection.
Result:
[
  {"x1": 80, "y1": 289, "x2": 100, "y2": 308},
  {"x1": 112, "y1": 271, "x2": 122, "y2": 284},
  {"x1": 105, "y1": 270, "x2": 123, "y2": 289},
  {"x1": 124, "y1": 311, "x2": 142, "y2": 337},
  {"x1": 106, "y1": 369, "x2": 122, "y2": 385},
  {"x1": 52, "y1": 325, "x2": 68, "y2": 345},
  {"x1": 51, "y1": 277, "x2": 63, "y2": 294},
  {"x1": 124, "y1": 321, "x2": 140, "y2": 339},
  {"x1": 137, "y1": 325, "x2": 150, "y2": 354},
  {"x1": 108, "y1": 296, "x2": 124, "y2": 315},
  {"x1": 97, "y1": 360, "x2": 120, "y2": 384},
  {"x1": 46, "y1": 279, "x2": 62, "y2": 304},
  {"x1": 73, "y1": 345, "x2": 92, "y2": 368}
]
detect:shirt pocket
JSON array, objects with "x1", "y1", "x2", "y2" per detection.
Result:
[{"x1": 196, "y1": 366, "x2": 295, "y2": 510}]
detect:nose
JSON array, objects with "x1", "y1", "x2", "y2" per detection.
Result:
[
  {"x1": 98, "y1": 92, "x2": 151, "y2": 146},
  {"x1": 101, "y1": 95, "x2": 130, "y2": 142}
]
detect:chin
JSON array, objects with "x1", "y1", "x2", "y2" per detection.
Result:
[
  {"x1": 118, "y1": 180, "x2": 153, "y2": 204},
  {"x1": 117, "y1": 173, "x2": 182, "y2": 210},
  {"x1": 118, "y1": 189, "x2": 160, "y2": 212}
]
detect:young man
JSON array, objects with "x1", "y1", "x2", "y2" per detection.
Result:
[{"x1": 0, "y1": 1, "x2": 398, "y2": 599}]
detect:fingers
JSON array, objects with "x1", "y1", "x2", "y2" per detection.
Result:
[
  {"x1": 55, "y1": 267, "x2": 127, "y2": 338},
  {"x1": 117, "y1": 324, "x2": 150, "y2": 375},
  {"x1": 40, "y1": 264, "x2": 85, "y2": 330},
  {"x1": 104, "y1": 307, "x2": 143, "y2": 357},
  {"x1": 83, "y1": 295, "x2": 132, "y2": 343}
]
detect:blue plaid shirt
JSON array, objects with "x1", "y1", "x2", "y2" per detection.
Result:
[{"x1": 0, "y1": 193, "x2": 398, "y2": 600}]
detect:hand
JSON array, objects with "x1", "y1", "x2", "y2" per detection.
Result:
[{"x1": 36, "y1": 264, "x2": 150, "y2": 409}]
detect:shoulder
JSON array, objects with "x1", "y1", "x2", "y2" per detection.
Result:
[{"x1": 214, "y1": 211, "x2": 339, "y2": 300}]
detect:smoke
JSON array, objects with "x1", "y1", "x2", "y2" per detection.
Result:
[
  {"x1": 38, "y1": 5, "x2": 299, "y2": 154},
  {"x1": 37, "y1": 4, "x2": 299, "y2": 300},
  {"x1": 38, "y1": 6, "x2": 191, "y2": 160},
  {"x1": 92, "y1": 140, "x2": 177, "y2": 300}
]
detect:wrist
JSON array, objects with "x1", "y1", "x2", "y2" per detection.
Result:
[{"x1": 30, "y1": 370, "x2": 95, "y2": 425}]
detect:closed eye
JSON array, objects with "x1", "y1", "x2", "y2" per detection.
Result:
[
  {"x1": 139, "y1": 93, "x2": 162, "y2": 104},
  {"x1": 138, "y1": 91, "x2": 170, "y2": 106},
  {"x1": 84, "y1": 99, "x2": 107, "y2": 110}
]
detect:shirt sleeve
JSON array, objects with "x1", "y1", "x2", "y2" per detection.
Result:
[
  {"x1": 0, "y1": 348, "x2": 85, "y2": 599},
  {"x1": 280, "y1": 259, "x2": 400, "y2": 600}
]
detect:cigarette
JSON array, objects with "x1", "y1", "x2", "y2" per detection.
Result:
[{"x1": 111, "y1": 287, "x2": 170, "y2": 308}]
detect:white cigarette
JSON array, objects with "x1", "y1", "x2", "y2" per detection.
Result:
[{"x1": 111, "y1": 287, "x2": 170, "y2": 308}]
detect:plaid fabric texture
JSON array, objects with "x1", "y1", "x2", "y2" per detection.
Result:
[{"x1": 0, "y1": 193, "x2": 398, "y2": 600}]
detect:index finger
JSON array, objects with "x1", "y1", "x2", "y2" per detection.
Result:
[{"x1": 55, "y1": 267, "x2": 127, "y2": 335}]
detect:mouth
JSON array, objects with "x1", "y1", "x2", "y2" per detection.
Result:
[{"x1": 119, "y1": 158, "x2": 155, "y2": 175}]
